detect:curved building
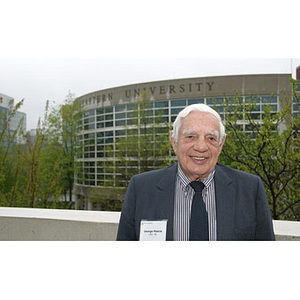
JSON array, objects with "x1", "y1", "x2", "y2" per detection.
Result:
[{"x1": 75, "y1": 73, "x2": 297, "y2": 210}]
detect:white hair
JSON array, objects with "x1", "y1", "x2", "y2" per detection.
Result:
[{"x1": 171, "y1": 103, "x2": 226, "y2": 144}]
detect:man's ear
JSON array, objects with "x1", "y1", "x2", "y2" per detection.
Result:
[
  {"x1": 169, "y1": 131, "x2": 177, "y2": 154},
  {"x1": 218, "y1": 136, "x2": 226, "y2": 153}
]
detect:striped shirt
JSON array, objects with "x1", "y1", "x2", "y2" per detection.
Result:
[{"x1": 173, "y1": 165, "x2": 217, "y2": 241}]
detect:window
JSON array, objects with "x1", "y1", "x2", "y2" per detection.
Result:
[
  {"x1": 155, "y1": 109, "x2": 168, "y2": 116},
  {"x1": 96, "y1": 108, "x2": 104, "y2": 115},
  {"x1": 171, "y1": 100, "x2": 186, "y2": 107},
  {"x1": 105, "y1": 121, "x2": 113, "y2": 127},
  {"x1": 171, "y1": 108, "x2": 183, "y2": 115},
  {"x1": 155, "y1": 101, "x2": 168, "y2": 108},
  {"x1": 105, "y1": 114, "x2": 113, "y2": 120},
  {"x1": 116, "y1": 120, "x2": 125, "y2": 126},
  {"x1": 116, "y1": 105, "x2": 126, "y2": 112},
  {"x1": 104, "y1": 107, "x2": 113, "y2": 114},
  {"x1": 188, "y1": 99, "x2": 204, "y2": 105},
  {"x1": 206, "y1": 97, "x2": 224, "y2": 105},
  {"x1": 115, "y1": 113, "x2": 125, "y2": 119}
]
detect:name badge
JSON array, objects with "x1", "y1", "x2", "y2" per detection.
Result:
[{"x1": 139, "y1": 220, "x2": 168, "y2": 241}]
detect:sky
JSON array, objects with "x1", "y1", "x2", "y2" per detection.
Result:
[
  {"x1": 1, "y1": 58, "x2": 299, "y2": 130},
  {"x1": 1, "y1": 1, "x2": 299, "y2": 131}
]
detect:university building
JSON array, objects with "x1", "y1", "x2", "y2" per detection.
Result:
[{"x1": 75, "y1": 72, "x2": 299, "y2": 210}]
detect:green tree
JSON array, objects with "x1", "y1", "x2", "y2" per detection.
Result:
[
  {"x1": 219, "y1": 81, "x2": 299, "y2": 220},
  {"x1": 115, "y1": 92, "x2": 173, "y2": 185},
  {"x1": 84, "y1": 92, "x2": 174, "y2": 210},
  {"x1": 25, "y1": 118, "x2": 47, "y2": 207},
  {"x1": 45, "y1": 91, "x2": 83, "y2": 206},
  {"x1": 0, "y1": 97, "x2": 26, "y2": 206},
  {"x1": 0, "y1": 98, "x2": 61, "y2": 208},
  {"x1": 0, "y1": 92, "x2": 83, "y2": 209}
]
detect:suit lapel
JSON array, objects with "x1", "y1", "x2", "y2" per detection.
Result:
[
  {"x1": 215, "y1": 165, "x2": 236, "y2": 240},
  {"x1": 155, "y1": 163, "x2": 177, "y2": 241}
]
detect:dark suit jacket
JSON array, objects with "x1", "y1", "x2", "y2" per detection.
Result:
[{"x1": 116, "y1": 163, "x2": 275, "y2": 241}]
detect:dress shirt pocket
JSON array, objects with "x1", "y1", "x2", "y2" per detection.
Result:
[{"x1": 233, "y1": 222, "x2": 256, "y2": 241}]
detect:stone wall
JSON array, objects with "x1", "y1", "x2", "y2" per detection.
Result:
[{"x1": 0, "y1": 207, "x2": 299, "y2": 241}]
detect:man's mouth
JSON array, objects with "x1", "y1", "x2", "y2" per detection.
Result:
[{"x1": 193, "y1": 157, "x2": 207, "y2": 161}]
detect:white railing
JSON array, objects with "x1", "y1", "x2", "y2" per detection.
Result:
[{"x1": 0, "y1": 207, "x2": 299, "y2": 240}]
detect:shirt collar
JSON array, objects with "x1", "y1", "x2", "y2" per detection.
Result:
[{"x1": 177, "y1": 163, "x2": 215, "y2": 189}]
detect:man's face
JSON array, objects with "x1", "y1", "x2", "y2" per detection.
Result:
[{"x1": 171, "y1": 111, "x2": 225, "y2": 181}]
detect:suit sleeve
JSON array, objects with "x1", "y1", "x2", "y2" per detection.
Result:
[
  {"x1": 255, "y1": 177, "x2": 275, "y2": 241},
  {"x1": 116, "y1": 176, "x2": 138, "y2": 241}
]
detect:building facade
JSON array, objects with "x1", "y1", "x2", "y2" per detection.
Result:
[
  {"x1": 75, "y1": 73, "x2": 298, "y2": 210},
  {"x1": 0, "y1": 92, "x2": 26, "y2": 145}
]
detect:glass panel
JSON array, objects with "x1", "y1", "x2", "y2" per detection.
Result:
[
  {"x1": 127, "y1": 119, "x2": 135, "y2": 125},
  {"x1": 116, "y1": 120, "x2": 125, "y2": 126},
  {"x1": 155, "y1": 109, "x2": 169, "y2": 116},
  {"x1": 155, "y1": 101, "x2": 168, "y2": 108},
  {"x1": 171, "y1": 100, "x2": 186, "y2": 107},
  {"x1": 115, "y1": 105, "x2": 126, "y2": 112},
  {"x1": 262, "y1": 95, "x2": 277, "y2": 104},
  {"x1": 171, "y1": 107, "x2": 183, "y2": 115},
  {"x1": 206, "y1": 97, "x2": 224, "y2": 105},
  {"x1": 143, "y1": 102, "x2": 153, "y2": 109},
  {"x1": 126, "y1": 103, "x2": 135, "y2": 110},
  {"x1": 188, "y1": 99, "x2": 204, "y2": 105},
  {"x1": 116, "y1": 130, "x2": 126, "y2": 136},
  {"x1": 104, "y1": 107, "x2": 113, "y2": 114},
  {"x1": 105, "y1": 131, "x2": 113, "y2": 136},
  {"x1": 96, "y1": 108, "x2": 104, "y2": 115},
  {"x1": 245, "y1": 96, "x2": 260, "y2": 104},
  {"x1": 115, "y1": 113, "x2": 126, "y2": 119}
]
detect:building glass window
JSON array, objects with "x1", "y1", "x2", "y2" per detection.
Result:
[
  {"x1": 206, "y1": 97, "x2": 224, "y2": 105},
  {"x1": 115, "y1": 104, "x2": 126, "y2": 112},
  {"x1": 171, "y1": 107, "x2": 183, "y2": 115},
  {"x1": 116, "y1": 113, "x2": 125, "y2": 119},
  {"x1": 116, "y1": 120, "x2": 125, "y2": 126},
  {"x1": 188, "y1": 99, "x2": 204, "y2": 105},
  {"x1": 155, "y1": 101, "x2": 168, "y2": 108},
  {"x1": 171, "y1": 99, "x2": 186, "y2": 107}
]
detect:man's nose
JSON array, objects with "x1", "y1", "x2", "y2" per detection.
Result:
[{"x1": 193, "y1": 136, "x2": 208, "y2": 151}]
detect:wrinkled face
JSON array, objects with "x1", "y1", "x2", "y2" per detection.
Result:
[{"x1": 171, "y1": 111, "x2": 225, "y2": 181}]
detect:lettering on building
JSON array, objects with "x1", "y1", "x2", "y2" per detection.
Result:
[
  {"x1": 124, "y1": 81, "x2": 214, "y2": 99},
  {"x1": 81, "y1": 81, "x2": 215, "y2": 107}
]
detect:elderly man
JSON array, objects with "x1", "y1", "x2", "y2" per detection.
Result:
[{"x1": 116, "y1": 104, "x2": 275, "y2": 241}]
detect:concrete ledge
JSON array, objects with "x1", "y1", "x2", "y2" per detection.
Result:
[
  {"x1": 0, "y1": 207, "x2": 299, "y2": 240},
  {"x1": 0, "y1": 207, "x2": 120, "y2": 241},
  {"x1": 273, "y1": 220, "x2": 300, "y2": 241}
]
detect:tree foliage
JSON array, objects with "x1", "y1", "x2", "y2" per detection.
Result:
[
  {"x1": 46, "y1": 91, "x2": 83, "y2": 204},
  {"x1": 219, "y1": 81, "x2": 299, "y2": 220},
  {"x1": 115, "y1": 92, "x2": 174, "y2": 185},
  {"x1": 0, "y1": 97, "x2": 26, "y2": 206},
  {"x1": 0, "y1": 92, "x2": 82, "y2": 209},
  {"x1": 84, "y1": 92, "x2": 175, "y2": 210}
]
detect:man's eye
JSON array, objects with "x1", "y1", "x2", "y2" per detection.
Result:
[
  {"x1": 185, "y1": 135, "x2": 195, "y2": 140},
  {"x1": 207, "y1": 136, "x2": 218, "y2": 143}
]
